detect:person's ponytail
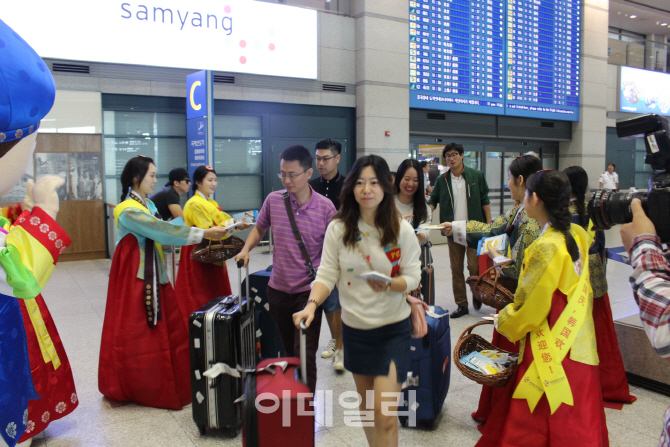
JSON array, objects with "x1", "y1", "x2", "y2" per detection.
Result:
[
  {"x1": 120, "y1": 185, "x2": 130, "y2": 202},
  {"x1": 547, "y1": 205, "x2": 580, "y2": 263},
  {"x1": 563, "y1": 166, "x2": 589, "y2": 229}
]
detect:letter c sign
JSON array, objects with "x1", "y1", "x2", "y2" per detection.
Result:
[{"x1": 190, "y1": 80, "x2": 202, "y2": 111}]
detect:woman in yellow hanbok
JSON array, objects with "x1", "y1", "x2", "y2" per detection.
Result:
[
  {"x1": 476, "y1": 170, "x2": 608, "y2": 447},
  {"x1": 173, "y1": 166, "x2": 249, "y2": 323}
]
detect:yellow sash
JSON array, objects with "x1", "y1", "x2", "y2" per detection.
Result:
[
  {"x1": 25, "y1": 299, "x2": 61, "y2": 369},
  {"x1": 512, "y1": 259, "x2": 590, "y2": 414},
  {"x1": 113, "y1": 199, "x2": 164, "y2": 263}
]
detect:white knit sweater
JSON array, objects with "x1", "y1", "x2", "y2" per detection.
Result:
[{"x1": 314, "y1": 218, "x2": 421, "y2": 330}]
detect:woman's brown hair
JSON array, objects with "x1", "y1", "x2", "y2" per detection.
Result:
[{"x1": 335, "y1": 155, "x2": 401, "y2": 248}]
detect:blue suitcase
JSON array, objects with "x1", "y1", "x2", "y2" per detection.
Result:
[
  {"x1": 398, "y1": 306, "x2": 451, "y2": 428},
  {"x1": 241, "y1": 267, "x2": 286, "y2": 360}
]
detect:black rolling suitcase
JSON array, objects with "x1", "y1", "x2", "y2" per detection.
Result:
[
  {"x1": 189, "y1": 261, "x2": 256, "y2": 437},
  {"x1": 420, "y1": 242, "x2": 435, "y2": 306}
]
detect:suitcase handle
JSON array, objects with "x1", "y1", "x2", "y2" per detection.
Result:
[
  {"x1": 237, "y1": 259, "x2": 250, "y2": 312},
  {"x1": 299, "y1": 320, "x2": 307, "y2": 386}
]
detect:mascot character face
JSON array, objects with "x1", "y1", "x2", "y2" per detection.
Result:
[{"x1": 0, "y1": 17, "x2": 56, "y2": 200}]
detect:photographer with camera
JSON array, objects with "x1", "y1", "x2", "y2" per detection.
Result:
[{"x1": 621, "y1": 198, "x2": 670, "y2": 445}]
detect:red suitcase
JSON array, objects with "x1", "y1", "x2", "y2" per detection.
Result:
[{"x1": 242, "y1": 322, "x2": 314, "y2": 447}]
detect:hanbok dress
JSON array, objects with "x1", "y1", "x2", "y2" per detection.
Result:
[
  {"x1": 453, "y1": 204, "x2": 541, "y2": 423},
  {"x1": 570, "y1": 202, "x2": 636, "y2": 405},
  {"x1": 98, "y1": 192, "x2": 204, "y2": 410},
  {"x1": 0, "y1": 206, "x2": 72, "y2": 447},
  {"x1": 476, "y1": 224, "x2": 608, "y2": 447},
  {"x1": 173, "y1": 191, "x2": 234, "y2": 325}
]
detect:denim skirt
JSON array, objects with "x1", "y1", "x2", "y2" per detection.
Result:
[{"x1": 342, "y1": 317, "x2": 411, "y2": 383}]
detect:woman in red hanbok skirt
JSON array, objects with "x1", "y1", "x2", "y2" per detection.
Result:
[
  {"x1": 564, "y1": 166, "x2": 635, "y2": 405},
  {"x1": 476, "y1": 170, "x2": 608, "y2": 447},
  {"x1": 173, "y1": 166, "x2": 250, "y2": 326},
  {"x1": 98, "y1": 157, "x2": 228, "y2": 410},
  {"x1": 442, "y1": 155, "x2": 544, "y2": 424}
]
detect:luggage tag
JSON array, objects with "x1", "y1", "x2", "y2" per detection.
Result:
[
  {"x1": 425, "y1": 306, "x2": 447, "y2": 319},
  {"x1": 202, "y1": 363, "x2": 242, "y2": 379}
]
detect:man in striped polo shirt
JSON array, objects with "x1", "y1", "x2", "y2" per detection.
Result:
[{"x1": 236, "y1": 145, "x2": 336, "y2": 392}]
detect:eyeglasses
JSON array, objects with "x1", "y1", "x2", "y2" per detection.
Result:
[
  {"x1": 277, "y1": 169, "x2": 309, "y2": 179},
  {"x1": 316, "y1": 155, "x2": 336, "y2": 163},
  {"x1": 444, "y1": 152, "x2": 461, "y2": 159}
]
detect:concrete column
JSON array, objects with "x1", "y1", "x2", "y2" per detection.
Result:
[
  {"x1": 645, "y1": 34, "x2": 668, "y2": 72},
  {"x1": 353, "y1": 0, "x2": 410, "y2": 170},
  {"x1": 558, "y1": 0, "x2": 609, "y2": 190}
]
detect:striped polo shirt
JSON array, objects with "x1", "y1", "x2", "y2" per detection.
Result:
[{"x1": 256, "y1": 186, "x2": 336, "y2": 294}]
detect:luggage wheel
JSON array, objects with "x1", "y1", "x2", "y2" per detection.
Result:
[
  {"x1": 399, "y1": 416, "x2": 408, "y2": 428},
  {"x1": 197, "y1": 425, "x2": 207, "y2": 436},
  {"x1": 224, "y1": 428, "x2": 238, "y2": 438}
]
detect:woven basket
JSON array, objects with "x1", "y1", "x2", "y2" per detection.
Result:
[
  {"x1": 466, "y1": 261, "x2": 517, "y2": 310},
  {"x1": 453, "y1": 320, "x2": 517, "y2": 388},
  {"x1": 190, "y1": 235, "x2": 245, "y2": 264}
]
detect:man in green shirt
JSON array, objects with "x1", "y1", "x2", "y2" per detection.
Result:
[{"x1": 428, "y1": 143, "x2": 491, "y2": 318}]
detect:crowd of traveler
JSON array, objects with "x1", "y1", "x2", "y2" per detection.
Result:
[{"x1": 95, "y1": 139, "x2": 664, "y2": 447}]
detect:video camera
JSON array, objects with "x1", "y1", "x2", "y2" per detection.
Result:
[{"x1": 588, "y1": 114, "x2": 670, "y2": 243}]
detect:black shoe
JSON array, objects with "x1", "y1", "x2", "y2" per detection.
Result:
[
  {"x1": 451, "y1": 305, "x2": 469, "y2": 319},
  {"x1": 473, "y1": 297, "x2": 482, "y2": 310}
]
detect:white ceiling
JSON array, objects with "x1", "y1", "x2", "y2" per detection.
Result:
[{"x1": 609, "y1": 0, "x2": 670, "y2": 39}]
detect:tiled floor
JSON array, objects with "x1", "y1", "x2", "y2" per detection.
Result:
[{"x1": 28, "y1": 228, "x2": 668, "y2": 446}]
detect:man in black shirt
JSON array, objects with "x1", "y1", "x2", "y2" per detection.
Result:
[
  {"x1": 310, "y1": 139, "x2": 344, "y2": 210},
  {"x1": 150, "y1": 167, "x2": 191, "y2": 220},
  {"x1": 309, "y1": 139, "x2": 345, "y2": 371}
]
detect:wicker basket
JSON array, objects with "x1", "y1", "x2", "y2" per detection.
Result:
[
  {"x1": 466, "y1": 262, "x2": 517, "y2": 310},
  {"x1": 190, "y1": 235, "x2": 245, "y2": 264},
  {"x1": 453, "y1": 320, "x2": 517, "y2": 388}
]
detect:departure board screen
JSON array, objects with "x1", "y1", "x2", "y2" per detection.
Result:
[{"x1": 409, "y1": 0, "x2": 581, "y2": 121}]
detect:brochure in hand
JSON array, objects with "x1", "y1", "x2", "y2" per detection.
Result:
[
  {"x1": 416, "y1": 225, "x2": 446, "y2": 231},
  {"x1": 477, "y1": 234, "x2": 509, "y2": 256},
  {"x1": 223, "y1": 210, "x2": 259, "y2": 231},
  {"x1": 355, "y1": 271, "x2": 393, "y2": 284},
  {"x1": 232, "y1": 210, "x2": 259, "y2": 223}
]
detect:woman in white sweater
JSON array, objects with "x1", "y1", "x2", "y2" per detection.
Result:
[
  {"x1": 294, "y1": 155, "x2": 423, "y2": 447},
  {"x1": 393, "y1": 159, "x2": 432, "y2": 245}
]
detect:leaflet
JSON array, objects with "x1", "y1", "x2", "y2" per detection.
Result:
[
  {"x1": 477, "y1": 233, "x2": 509, "y2": 256},
  {"x1": 224, "y1": 221, "x2": 254, "y2": 231},
  {"x1": 355, "y1": 271, "x2": 392, "y2": 284},
  {"x1": 416, "y1": 225, "x2": 446, "y2": 231}
]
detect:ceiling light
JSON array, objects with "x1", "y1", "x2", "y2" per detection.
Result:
[
  {"x1": 663, "y1": 23, "x2": 668, "y2": 26},
  {"x1": 630, "y1": 15, "x2": 637, "y2": 18}
]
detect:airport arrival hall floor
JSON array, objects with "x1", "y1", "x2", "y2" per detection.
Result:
[{"x1": 29, "y1": 228, "x2": 669, "y2": 446}]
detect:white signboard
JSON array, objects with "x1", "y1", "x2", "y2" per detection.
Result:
[
  {"x1": 3, "y1": 0, "x2": 318, "y2": 79},
  {"x1": 620, "y1": 66, "x2": 670, "y2": 116}
]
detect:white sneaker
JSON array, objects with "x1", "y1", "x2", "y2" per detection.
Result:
[
  {"x1": 321, "y1": 339, "x2": 336, "y2": 358},
  {"x1": 333, "y1": 349, "x2": 344, "y2": 371}
]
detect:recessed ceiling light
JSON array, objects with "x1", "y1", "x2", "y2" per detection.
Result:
[
  {"x1": 630, "y1": 15, "x2": 637, "y2": 18},
  {"x1": 663, "y1": 23, "x2": 668, "y2": 26}
]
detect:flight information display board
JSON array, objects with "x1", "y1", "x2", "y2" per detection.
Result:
[{"x1": 409, "y1": 0, "x2": 581, "y2": 121}]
